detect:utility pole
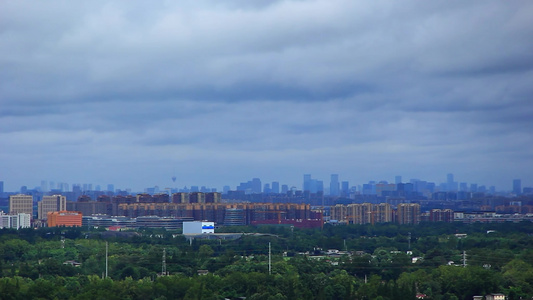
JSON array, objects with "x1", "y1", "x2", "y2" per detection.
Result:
[
  {"x1": 268, "y1": 242, "x2": 271, "y2": 275},
  {"x1": 162, "y1": 248, "x2": 167, "y2": 276},
  {"x1": 105, "y1": 242, "x2": 109, "y2": 278}
]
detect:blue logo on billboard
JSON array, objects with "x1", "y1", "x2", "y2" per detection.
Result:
[{"x1": 202, "y1": 225, "x2": 214, "y2": 229}]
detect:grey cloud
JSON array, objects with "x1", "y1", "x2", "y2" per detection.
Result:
[{"x1": 1, "y1": 1, "x2": 532, "y2": 190}]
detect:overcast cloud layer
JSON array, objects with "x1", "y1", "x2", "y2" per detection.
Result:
[{"x1": 1, "y1": 1, "x2": 532, "y2": 192}]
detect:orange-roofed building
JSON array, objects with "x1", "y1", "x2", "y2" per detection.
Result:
[{"x1": 47, "y1": 211, "x2": 82, "y2": 227}]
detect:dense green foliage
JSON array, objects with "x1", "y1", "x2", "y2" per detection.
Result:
[{"x1": 1, "y1": 222, "x2": 533, "y2": 299}]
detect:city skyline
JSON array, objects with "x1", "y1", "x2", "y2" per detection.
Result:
[
  {"x1": 1, "y1": 1, "x2": 532, "y2": 194},
  {"x1": 0, "y1": 173, "x2": 528, "y2": 194}
]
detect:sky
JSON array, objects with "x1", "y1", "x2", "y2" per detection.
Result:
[{"x1": 1, "y1": 1, "x2": 533, "y2": 192}]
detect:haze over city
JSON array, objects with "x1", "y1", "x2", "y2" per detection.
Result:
[{"x1": 1, "y1": 1, "x2": 532, "y2": 192}]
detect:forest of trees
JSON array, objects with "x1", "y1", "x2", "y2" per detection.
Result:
[{"x1": 1, "y1": 221, "x2": 533, "y2": 300}]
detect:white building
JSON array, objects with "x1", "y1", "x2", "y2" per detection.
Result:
[
  {"x1": 0, "y1": 212, "x2": 31, "y2": 229},
  {"x1": 183, "y1": 221, "x2": 215, "y2": 234}
]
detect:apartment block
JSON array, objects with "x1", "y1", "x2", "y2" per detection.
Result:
[{"x1": 396, "y1": 203, "x2": 421, "y2": 225}]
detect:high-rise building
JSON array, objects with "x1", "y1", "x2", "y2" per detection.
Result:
[
  {"x1": 271, "y1": 182, "x2": 280, "y2": 194},
  {"x1": 303, "y1": 174, "x2": 312, "y2": 191},
  {"x1": 251, "y1": 178, "x2": 262, "y2": 194},
  {"x1": 341, "y1": 181, "x2": 349, "y2": 197},
  {"x1": 429, "y1": 209, "x2": 454, "y2": 222},
  {"x1": 107, "y1": 184, "x2": 115, "y2": 192},
  {"x1": 223, "y1": 186, "x2": 231, "y2": 194},
  {"x1": 41, "y1": 180, "x2": 48, "y2": 193},
  {"x1": 375, "y1": 203, "x2": 393, "y2": 223},
  {"x1": 348, "y1": 203, "x2": 373, "y2": 224},
  {"x1": 396, "y1": 203, "x2": 421, "y2": 225},
  {"x1": 362, "y1": 183, "x2": 376, "y2": 195},
  {"x1": 330, "y1": 174, "x2": 340, "y2": 196},
  {"x1": 172, "y1": 192, "x2": 189, "y2": 203},
  {"x1": 9, "y1": 194, "x2": 33, "y2": 218},
  {"x1": 38, "y1": 195, "x2": 67, "y2": 220},
  {"x1": 263, "y1": 183, "x2": 271, "y2": 194},
  {"x1": 447, "y1": 173, "x2": 454, "y2": 184},
  {"x1": 317, "y1": 180, "x2": 324, "y2": 193},
  {"x1": 513, "y1": 179, "x2": 522, "y2": 195},
  {"x1": 189, "y1": 192, "x2": 206, "y2": 203},
  {"x1": 205, "y1": 192, "x2": 221, "y2": 203},
  {"x1": 333, "y1": 203, "x2": 393, "y2": 224},
  {"x1": 375, "y1": 183, "x2": 396, "y2": 196},
  {"x1": 446, "y1": 173, "x2": 458, "y2": 191},
  {"x1": 0, "y1": 181, "x2": 4, "y2": 194},
  {"x1": 58, "y1": 182, "x2": 69, "y2": 192},
  {"x1": 281, "y1": 184, "x2": 289, "y2": 194},
  {"x1": 395, "y1": 176, "x2": 402, "y2": 184}
]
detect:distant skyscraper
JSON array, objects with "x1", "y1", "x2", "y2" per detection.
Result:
[
  {"x1": 341, "y1": 181, "x2": 349, "y2": 197},
  {"x1": 317, "y1": 181, "x2": 324, "y2": 193},
  {"x1": 362, "y1": 183, "x2": 374, "y2": 195},
  {"x1": 223, "y1": 185, "x2": 230, "y2": 194},
  {"x1": 263, "y1": 183, "x2": 271, "y2": 194},
  {"x1": 41, "y1": 180, "x2": 48, "y2": 192},
  {"x1": 251, "y1": 178, "x2": 262, "y2": 194},
  {"x1": 59, "y1": 183, "x2": 69, "y2": 192},
  {"x1": 447, "y1": 173, "x2": 454, "y2": 184},
  {"x1": 308, "y1": 179, "x2": 318, "y2": 193},
  {"x1": 107, "y1": 184, "x2": 115, "y2": 192},
  {"x1": 395, "y1": 176, "x2": 402, "y2": 184},
  {"x1": 303, "y1": 174, "x2": 312, "y2": 191},
  {"x1": 330, "y1": 174, "x2": 340, "y2": 196},
  {"x1": 489, "y1": 186, "x2": 496, "y2": 194},
  {"x1": 281, "y1": 184, "x2": 289, "y2": 194},
  {"x1": 0, "y1": 181, "x2": 3, "y2": 194},
  {"x1": 271, "y1": 182, "x2": 280, "y2": 194},
  {"x1": 513, "y1": 179, "x2": 522, "y2": 195},
  {"x1": 446, "y1": 173, "x2": 458, "y2": 191}
]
